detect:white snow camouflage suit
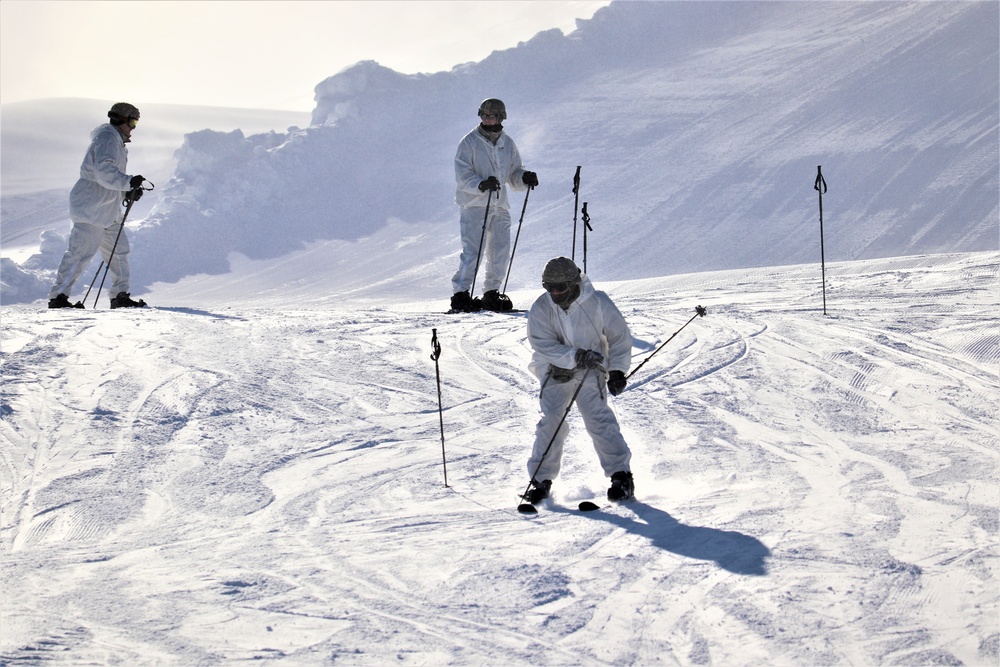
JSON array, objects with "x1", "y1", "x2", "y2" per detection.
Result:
[
  {"x1": 49, "y1": 123, "x2": 136, "y2": 299},
  {"x1": 525, "y1": 274, "x2": 633, "y2": 481},
  {"x1": 451, "y1": 126, "x2": 529, "y2": 294}
]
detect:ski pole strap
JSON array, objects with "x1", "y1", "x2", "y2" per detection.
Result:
[
  {"x1": 582, "y1": 202, "x2": 591, "y2": 231},
  {"x1": 625, "y1": 305, "x2": 708, "y2": 381},
  {"x1": 122, "y1": 179, "x2": 155, "y2": 206},
  {"x1": 430, "y1": 328, "x2": 441, "y2": 361},
  {"x1": 814, "y1": 166, "x2": 827, "y2": 194}
]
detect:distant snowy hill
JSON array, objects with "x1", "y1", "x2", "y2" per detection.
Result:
[
  {"x1": 0, "y1": 0, "x2": 996, "y2": 305},
  {"x1": 0, "y1": 98, "x2": 310, "y2": 198}
]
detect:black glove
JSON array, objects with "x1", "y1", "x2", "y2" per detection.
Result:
[
  {"x1": 575, "y1": 349, "x2": 605, "y2": 371},
  {"x1": 607, "y1": 370, "x2": 626, "y2": 396},
  {"x1": 478, "y1": 176, "x2": 501, "y2": 192},
  {"x1": 522, "y1": 171, "x2": 538, "y2": 187},
  {"x1": 549, "y1": 366, "x2": 575, "y2": 383},
  {"x1": 125, "y1": 188, "x2": 143, "y2": 203},
  {"x1": 129, "y1": 175, "x2": 144, "y2": 189}
]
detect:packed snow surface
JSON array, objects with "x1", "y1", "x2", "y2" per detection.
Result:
[{"x1": 1, "y1": 252, "x2": 997, "y2": 665}]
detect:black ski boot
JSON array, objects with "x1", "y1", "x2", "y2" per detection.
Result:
[
  {"x1": 110, "y1": 292, "x2": 147, "y2": 309},
  {"x1": 523, "y1": 479, "x2": 552, "y2": 505},
  {"x1": 450, "y1": 290, "x2": 473, "y2": 312},
  {"x1": 48, "y1": 293, "x2": 84, "y2": 309},
  {"x1": 481, "y1": 289, "x2": 513, "y2": 312},
  {"x1": 607, "y1": 471, "x2": 634, "y2": 501}
]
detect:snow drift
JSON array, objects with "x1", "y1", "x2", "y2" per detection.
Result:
[{"x1": 1, "y1": 0, "x2": 997, "y2": 304}]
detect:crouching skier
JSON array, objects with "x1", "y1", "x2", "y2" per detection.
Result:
[{"x1": 521, "y1": 256, "x2": 634, "y2": 507}]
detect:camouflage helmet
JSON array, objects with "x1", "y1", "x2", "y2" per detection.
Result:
[
  {"x1": 108, "y1": 102, "x2": 140, "y2": 122},
  {"x1": 478, "y1": 98, "x2": 506, "y2": 120},
  {"x1": 542, "y1": 257, "x2": 581, "y2": 285}
]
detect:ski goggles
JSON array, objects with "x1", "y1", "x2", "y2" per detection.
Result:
[
  {"x1": 127, "y1": 117, "x2": 139, "y2": 129},
  {"x1": 543, "y1": 281, "x2": 572, "y2": 294}
]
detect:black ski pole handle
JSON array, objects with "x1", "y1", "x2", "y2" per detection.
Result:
[
  {"x1": 814, "y1": 166, "x2": 827, "y2": 194},
  {"x1": 430, "y1": 328, "x2": 441, "y2": 361}
]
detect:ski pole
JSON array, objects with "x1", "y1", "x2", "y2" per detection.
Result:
[
  {"x1": 502, "y1": 185, "x2": 532, "y2": 295},
  {"x1": 80, "y1": 261, "x2": 105, "y2": 307},
  {"x1": 469, "y1": 188, "x2": 493, "y2": 298},
  {"x1": 91, "y1": 194, "x2": 137, "y2": 309},
  {"x1": 571, "y1": 166, "x2": 581, "y2": 261},
  {"x1": 625, "y1": 306, "x2": 708, "y2": 382},
  {"x1": 91, "y1": 181, "x2": 153, "y2": 308},
  {"x1": 581, "y1": 202, "x2": 591, "y2": 274},
  {"x1": 430, "y1": 328, "x2": 448, "y2": 487},
  {"x1": 814, "y1": 165, "x2": 828, "y2": 316},
  {"x1": 518, "y1": 368, "x2": 592, "y2": 512}
]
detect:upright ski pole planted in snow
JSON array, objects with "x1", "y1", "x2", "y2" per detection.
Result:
[
  {"x1": 517, "y1": 368, "x2": 592, "y2": 514},
  {"x1": 90, "y1": 180, "x2": 153, "y2": 309},
  {"x1": 80, "y1": 261, "x2": 105, "y2": 307},
  {"x1": 469, "y1": 188, "x2": 493, "y2": 299},
  {"x1": 502, "y1": 185, "x2": 532, "y2": 295},
  {"x1": 814, "y1": 165, "x2": 829, "y2": 316},
  {"x1": 625, "y1": 306, "x2": 708, "y2": 382},
  {"x1": 571, "y1": 166, "x2": 581, "y2": 261},
  {"x1": 430, "y1": 329, "x2": 448, "y2": 487},
  {"x1": 91, "y1": 190, "x2": 138, "y2": 309},
  {"x1": 581, "y1": 202, "x2": 592, "y2": 274}
]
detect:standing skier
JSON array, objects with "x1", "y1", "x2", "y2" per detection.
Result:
[
  {"x1": 522, "y1": 257, "x2": 634, "y2": 504},
  {"x1": 450, "y1": 98, "x2": 538, "y2": 312},
  {"x1": 48, "y1": 102, "x2": 147, "y2": 309}
]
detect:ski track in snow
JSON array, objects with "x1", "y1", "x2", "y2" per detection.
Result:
[{"x1": 1, "y1": 253, "x2": 997, "y2": 665}]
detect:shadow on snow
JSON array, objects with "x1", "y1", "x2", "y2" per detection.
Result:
[{"x1": 572, "y1": 501, "x2": 771, "y2": 576}]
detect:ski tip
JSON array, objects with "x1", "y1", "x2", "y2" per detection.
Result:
[
  {"x1": 517, "y1": 503, "x2": 539, "y2": 514},
  {"x1": 578, "y1": 501, "x2": 601, "y2": 512}
]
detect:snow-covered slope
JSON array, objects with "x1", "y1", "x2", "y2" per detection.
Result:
[
  {"x1": 1, "y1": 252, "x2": 996, "y2": 664},
  {"x1": 1, "y1": 1, "x2": 996, "y2": 305},
  {"x1": 1, "y1": 3, "x2": 997, "y2": 663}
]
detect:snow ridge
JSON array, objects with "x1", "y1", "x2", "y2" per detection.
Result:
[{"x1": 1, "y1": 1, "x2": 996, "y2": 304}]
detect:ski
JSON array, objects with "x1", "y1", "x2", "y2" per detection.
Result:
[
  {"x1": 444, "y1": 309, "x2": 526, "y2": 315},
  {"x1": 517, "y1": 500, "x2": 604, "y2": 514}
]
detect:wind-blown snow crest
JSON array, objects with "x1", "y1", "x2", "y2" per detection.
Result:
[{"x1": 1, "y1": 1, "x2": 995, "y2": 305}]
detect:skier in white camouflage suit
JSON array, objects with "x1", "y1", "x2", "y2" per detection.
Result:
[
  {"x1": 522, "y1": 257, "x2": 635, "y2": 504},
  {"x1": 48, "y1": 102, "x2": 147, "y2": 309},
  {"x1": 450, "y1": 98, "x2": 538, "y2": 312}
]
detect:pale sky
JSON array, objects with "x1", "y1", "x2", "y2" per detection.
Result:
[{"x1": 0, "y1": 0, "x2": 611, "y2": 112}]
